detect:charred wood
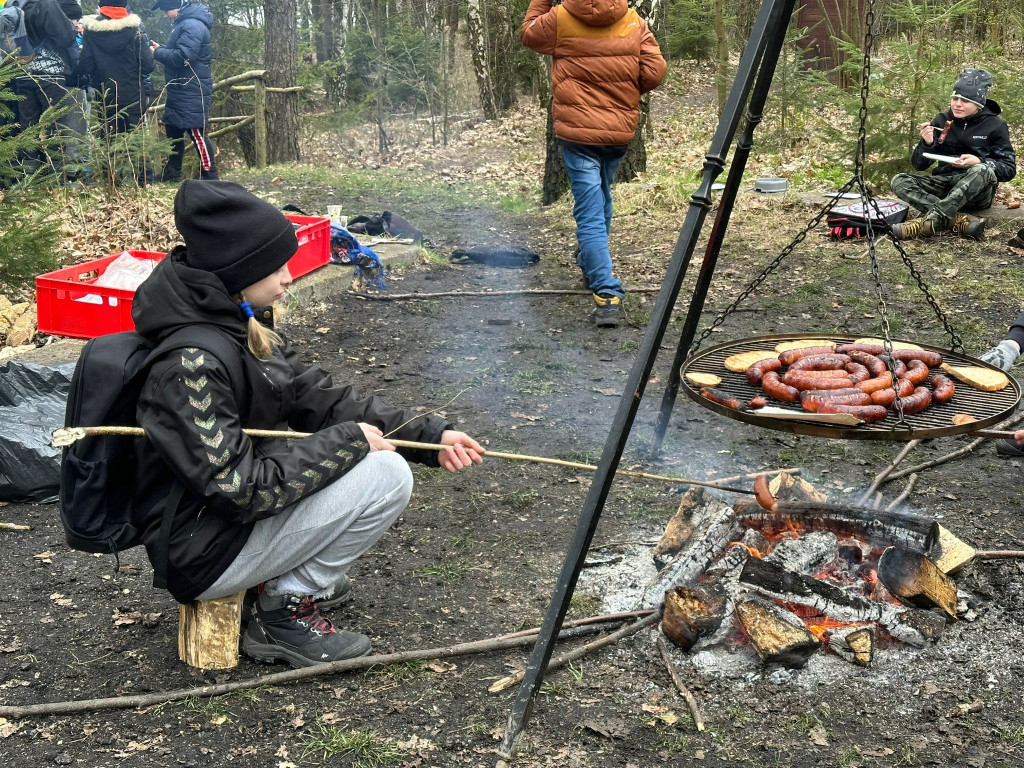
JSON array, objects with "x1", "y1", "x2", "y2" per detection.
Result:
[
  {"x1": 662, "y1": 584, "x2": 728, "y2": 652},
  {"x1": 733, "y1": 500, "x2": 931, "y2": 551},
  {"x1": 828, "y1": 626, "x2": 874, "y2": 667},
  {"x1": 764, "y1": 531, "x2": 838, "y2": 575},
  {"x1": 735, "y1": 596, "x2": 820, "y2": 667},
  {"x1": 876, "y1": 547, "x2": 958, "y2": 619},
  {"x1": 642, "y1": 503, "x2": 741, "y2": 606},
  {"x1": 769, "y1": 472, "x2": 828, "y2": 504},
  {"x1": 738, "y1": 557, "x2": 946, "y2": 647}
]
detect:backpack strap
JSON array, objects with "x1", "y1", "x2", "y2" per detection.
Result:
[{"x1": 144, "y1": 326, "x2": 248, "y2": 590}]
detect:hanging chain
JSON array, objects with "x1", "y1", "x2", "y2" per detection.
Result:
[
  {"x1": 854, "y1": 0, "x2": 875, "y2": 176},
  {"x1": 688, "y1": 181, "x2": 857, "y2": 355}
]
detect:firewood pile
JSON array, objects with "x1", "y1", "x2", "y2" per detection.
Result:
[
  {"x1": 0, "y1": 295, "x2": 37, "y2": 351},
  {"x1": 640, "y1": 473, "x2": 970, "y2": 669}
]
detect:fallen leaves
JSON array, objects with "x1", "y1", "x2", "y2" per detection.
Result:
[{"x1": 111, "y1": 609, "x2": 162, "y2": 627}]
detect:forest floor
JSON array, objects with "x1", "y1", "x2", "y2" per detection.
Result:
[{"x1": 3, "y1": 65, "x2": 1024, "y2": 767}]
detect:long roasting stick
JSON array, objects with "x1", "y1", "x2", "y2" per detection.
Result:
[{"x1": 51, "y1": 427, "x2": 756, "y2": 495}]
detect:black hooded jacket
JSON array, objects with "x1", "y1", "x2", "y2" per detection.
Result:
[
  {"x1": 131, "y1": 252, "x2": 450, "y2": 603},
  {"x1": 911, "y1": 100, "x2": 1016, "y2": 182},
  {"x1": 78, "y1": 12, "x2": 154, "y2": 114}
]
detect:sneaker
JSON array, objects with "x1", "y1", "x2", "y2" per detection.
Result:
[
  {"x1": 950, "y1": 213, "x2": 986, "y2": 240},
  {"x1": 995, "y1": 438, "x2": 1024, "y2": 458},
  {"x1": 242, "y1": 592, "x2": 371, "y2": 667},
  {"x1": 890, "y1": 218, "x2": 936, "y2": 240},
  {"x1": 591, "y1": 293, "x2": 622, "y2": 328}
]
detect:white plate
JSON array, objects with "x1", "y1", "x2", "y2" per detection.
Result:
[
  {"x1": 830, "y1": 191, "x2": 861, "y2": 200},
  {"x1": 923, "y1": 152, "x2": 960, "y2": 164}
]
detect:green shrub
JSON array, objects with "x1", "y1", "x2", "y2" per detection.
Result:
[{"x1": 663, "y1": 0, "x2": 716, "y2": 60}]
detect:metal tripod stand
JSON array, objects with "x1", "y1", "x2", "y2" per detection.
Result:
[{"x1": 497, "y1": 0, "x2": 801, "y2": 759}]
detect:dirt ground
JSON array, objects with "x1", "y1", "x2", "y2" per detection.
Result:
[{"x1": 4, "y1": 104, "x2": 1024, "y2": 765}]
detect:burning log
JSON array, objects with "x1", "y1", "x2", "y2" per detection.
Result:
[
  {"x1": 735, "y1": 596, "x2": 820, "y2": 667},
  {"x1": 733, "y1": 499, "x2": 930, "y2": 551},
  {"x1": 653, "y1": 487, "x2": 706, "y2": 567},
  {"x1": 662, "y1": 585, "x2": 728, "y2": 652},
  {"x1": 642, "y1": 500, "x2": 741, "y2": 606},
  {"x1": 738, "y1": 557, "x2": 946, "y2": 647},
  {"x1": 662, "y1": 545, "x2": 751, "y2": 651},
  {"x1": 828, "y1": 626, "x2": 874, "y2": 667},
  {"x1": 876, "y1": 547, "x2": 958, "y2": 619},
  {"x1": 739, "y1": 528, "x2": 769, "y2": 555},
  {"x1": 764, "y1": 531, "x2": 838, "y2": 574}
]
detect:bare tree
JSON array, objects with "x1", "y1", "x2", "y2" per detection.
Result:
[
  {"x1": 466, "y1": 0, "x2": 518, "y2": 120},
  {"x1": 265, "y1": 0, "x2": 301, "y2": 162}
]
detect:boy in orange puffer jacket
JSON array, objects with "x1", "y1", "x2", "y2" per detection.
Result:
[{"x1": 522, "y1": 0, "x2": 665, "y2": 327}]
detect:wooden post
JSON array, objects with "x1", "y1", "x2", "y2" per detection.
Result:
[
  {"x1": 178, "y1": 591, "x2": 245, "y2": 670},
  {"x1": 254, "y1": 76, "x2": 267, "y2": 169}
]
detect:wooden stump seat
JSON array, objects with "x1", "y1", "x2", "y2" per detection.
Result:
[{"x1": 178, "y1": 590, "x2": 246, "y2": 670}]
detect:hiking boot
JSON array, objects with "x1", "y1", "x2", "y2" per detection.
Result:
[
  {"x1": 316, "y1": 574, "x2": 353, "y2": 610},
  {"x1": 591, "y1": 293, "x2": 622, "y2": 328},
  {"x1": 242, "y1": 592, "x2": 371, "y2": 668},
  {"x1": 950, "y1": 213, "x2": 986, "y2": 240},
  {"x1": 995, "y1": 438, "x2": 1024, "y2": 458},
  {"x1": 242, "y1": 575, "x2": 352, "y2": 628},
  {"x1": 890, "y1": 218, "x2": 936, "y2": 240}
]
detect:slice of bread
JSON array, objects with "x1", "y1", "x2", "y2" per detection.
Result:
[
  {"x1": 685, "y1": 372, "x2": 723, "y2": 387},
  {"x1": 723, "y1": 350, "x2": 778, "y2": 372},
  {"x1": 774, "y1": 339, "x2": 836, "y2": 353},
  {"x1": 951, "y1": 413, "x2": 977, "y2": 426},
  {"x1": 853, "y1": 337, "x2": 923, "y2": 350},
  {"x1": 939, "y1": 363, "x2": 1010, "y2": 392}
]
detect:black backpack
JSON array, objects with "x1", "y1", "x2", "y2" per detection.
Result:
[{"x1": 60, "y1": 325, "x2": 246, "y2": 588}]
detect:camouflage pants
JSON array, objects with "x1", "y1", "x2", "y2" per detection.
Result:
[{"x1": 890, "y1": 164, "x2": 997, "y2": 227}]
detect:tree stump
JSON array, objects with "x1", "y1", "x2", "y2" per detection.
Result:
[{"x1": 178, "y1": 591, "x2": 245, "y2": 670}]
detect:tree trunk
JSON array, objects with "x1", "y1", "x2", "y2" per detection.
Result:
[
  {"x1": 613, "y1": 0, "x2": 661, "y2": 182},
  {"x1": 466, "y1": 0, "x2": 499, "y2": 119},
  {"x1": 713, "y1": 0, "x2": 729, "y2": 116},
  {"x1": 264, "y1": 0, "x2": 301, "y2": 162},
  {"x1": 541, "y1": 102, "x2": 569, "y2": 205}
]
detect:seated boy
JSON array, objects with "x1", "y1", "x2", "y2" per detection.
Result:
[{"x1": 890, "y1": 69, "x2": 1016, "y2": 241}]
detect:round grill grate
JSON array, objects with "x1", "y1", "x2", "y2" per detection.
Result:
[{"x1": 681, "y1": 334, "x2": 1021, "y2": 441}]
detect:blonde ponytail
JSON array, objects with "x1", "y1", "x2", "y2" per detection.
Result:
[{"x1": 236, "y1": 299, "x2": 284, "y2": 360}]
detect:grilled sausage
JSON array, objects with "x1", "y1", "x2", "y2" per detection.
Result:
[
  {"x1": 700, "y1": 386, "x2": 745, "y2": 410},
  {"x1": 869, "y1": 377, "x2": 914, "y2": 406},
  {"x1": 856, "y1": 371, "x2": 894, "y2": 394},
  {"x1": 900, "y1": 358, "x2": 930, "y2": 386},
  {"x1": 930, "y1": 374, "x2": 956, "y2": 404},
  {"x1": 783, "y1": 372, "x2": 857, "y2": 390},
  {"x1": 895, "y1": 386, "x2": 933, "y2": 415},
  {"x1": 761, "y1": 371, "x2": 800, "y2": 402},
  {"x1": 816, "y1": 403, "x2": 890, "y2": 421},
  {"x1": 844, "y1": 361, "x2": 870, "y2": 383},
  {"x1": 848, "y1": 351, "x2": 887, "y2": 377},
  {"x1": 877, "y1": 354, "x2": 907, "y2": 377},
  {"x1": 835, "y1": 343, "x2": 886, "y2": 355},
  {"x1": 787, "y1": 353, "x2": 852, "y2": 371},
  {"x1": 891, "y1": 348, "x2": 943, "y2": 367},
  {"x1": 753, "y1": 474, "x2": 777, "y2": 511},
  {"x1": 800, "y1": 388, "x2": 871, "y2": 412},
  {"x1": 746, "y1": 357, "x2": 783, "y2": 386},
  {"x1": 779, "y1": 346, "x2": 838, "y2": 366}
]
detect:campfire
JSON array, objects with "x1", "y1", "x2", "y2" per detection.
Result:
[{"x1": 636, "y1": 473, "x2": 969, "y2": 669}]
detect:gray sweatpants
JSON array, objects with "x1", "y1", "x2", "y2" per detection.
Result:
[{"x1": 198, "y1": 451, "x2": 413, "y2": 600}]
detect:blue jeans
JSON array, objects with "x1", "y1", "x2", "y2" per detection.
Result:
[{"x1": 562, "y1": 142, "x2": 626, "y2": 299}]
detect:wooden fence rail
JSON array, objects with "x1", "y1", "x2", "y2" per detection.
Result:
[{"x1": 147, "y1": 69, "x2": 303, "y2": 168}]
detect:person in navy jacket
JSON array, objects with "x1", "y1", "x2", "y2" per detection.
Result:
[{"x1": 150, "y1": 0, "x2": 217, "y2": 181}]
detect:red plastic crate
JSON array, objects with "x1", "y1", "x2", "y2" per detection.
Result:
[
  {"x1": 36, "y1": 251, "x2": 166, "y2": 339},
  {"x1": 284, "y1": 214, "x2": 330, "y2": 279}
]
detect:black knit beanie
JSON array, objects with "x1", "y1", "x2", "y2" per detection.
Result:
[
  {"x1": 953, "y1": 69, "x2": 992, "y2": 108},
  {"x1": 59, "y1": 0, "x2": 84, "y2": 19},
  {"x1": 174, "y1": 181, "x2": 298, "y2": 295}
]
